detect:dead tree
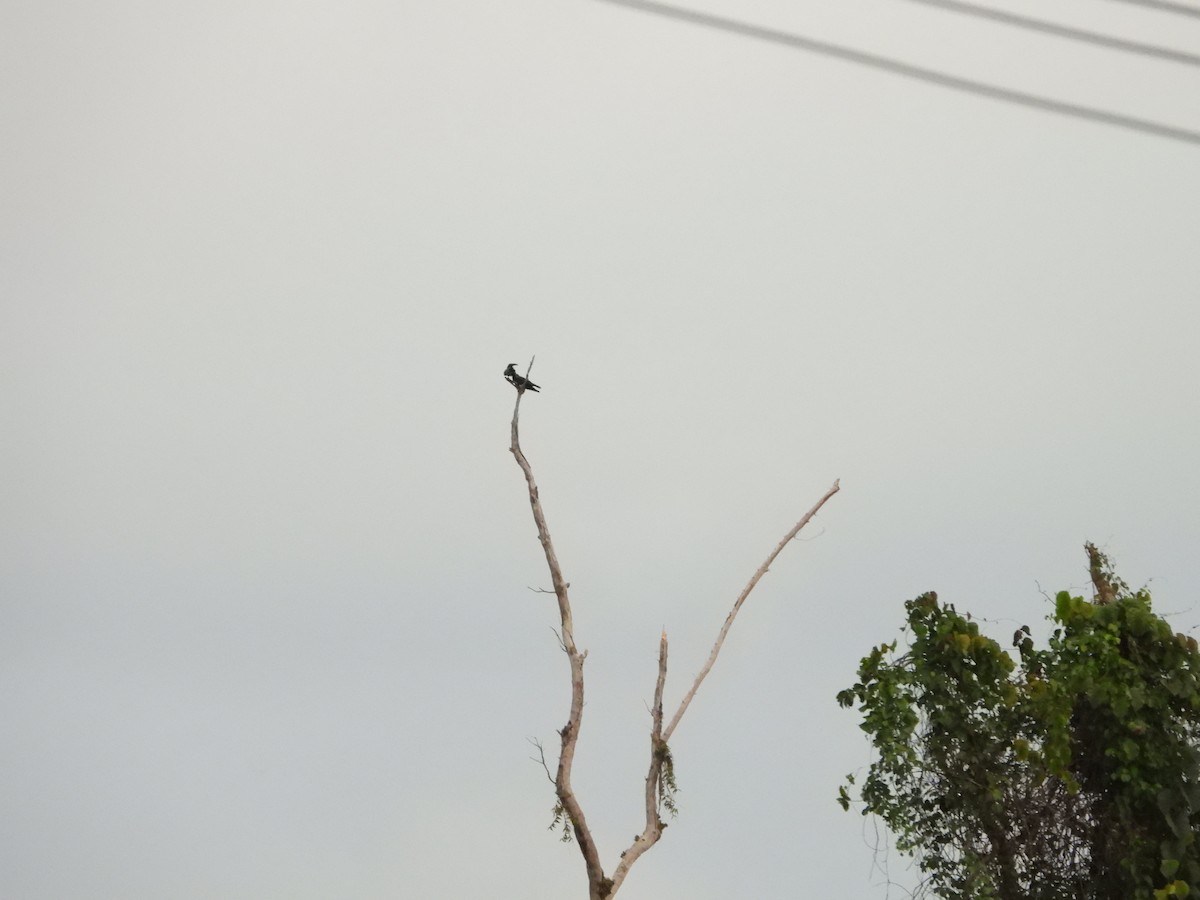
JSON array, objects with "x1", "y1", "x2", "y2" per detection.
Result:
[{"x1": 507, "y1": 360, "x2": 840, "y2": 899}]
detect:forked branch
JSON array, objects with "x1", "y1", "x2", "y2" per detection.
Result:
[
  {"x1": 611, "y1": 479, "x2": 841, "y2": 894},
  {"x1": 508, "y1": 362, "x2": 840, "y2": 900}
]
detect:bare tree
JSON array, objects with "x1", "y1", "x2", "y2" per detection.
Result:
[{"x1": 507, "y1": 360, "x2": 840, "y2": 899}]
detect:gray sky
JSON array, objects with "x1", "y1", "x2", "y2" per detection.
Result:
[{"x1": 3, "y1": 0, "x2": 1199, "y2": 897}]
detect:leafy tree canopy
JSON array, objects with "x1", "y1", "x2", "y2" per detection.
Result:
[{"x1": 838, "y1": 545, "x2": 1200, "y2": 900}]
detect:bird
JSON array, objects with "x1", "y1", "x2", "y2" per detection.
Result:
[{"x1": 504, "y1": 363, "x2": 540, "y2": 392}]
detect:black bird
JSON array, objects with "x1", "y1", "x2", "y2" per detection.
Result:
[{"x1": 504, "y1": 363, "x2": 540, "y2": 392}]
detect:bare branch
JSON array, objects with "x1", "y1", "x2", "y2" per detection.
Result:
[
  {"x1": 509, "y1": 370, "x2": 840, "y2": 900},
  {"x1": 609, "y1": 630, "x2": 671, "y2": 893},
  {"x1": 662, "y1": 479, "x2": 841, "y2": 742},
  {"x1": 510, "y1": 375, "x2": 610, "y2": 899},
  {"x1": 1085, "y1": 541, "x2": 1118, "y2": 605}
]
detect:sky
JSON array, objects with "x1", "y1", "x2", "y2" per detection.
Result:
[{"x1": 2, "y1": 0, "x2": 1199, "y2": 897}]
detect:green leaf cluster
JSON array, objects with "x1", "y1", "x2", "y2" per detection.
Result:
[
  {"x1": 838, "y1": 553, "x2": 1200, "y2": 900},
  {"x1": 549, "y1": 798, "x2": 573, "y2": 843}
]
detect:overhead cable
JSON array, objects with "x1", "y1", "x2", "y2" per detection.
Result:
[
  {"x1": 593, "y1": 0, "x2": 1200, "y2": 147},
  {"x1": 901, "y1": 0, "x2": 1200, "y2": 67},
  {"x1": 1103, "y1": 0, "x2": 1200, "y2": 20}
]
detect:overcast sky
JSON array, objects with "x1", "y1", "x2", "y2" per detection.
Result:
[{"x1": 3, "y1": 1, "x2": 1199, "y2": 897}]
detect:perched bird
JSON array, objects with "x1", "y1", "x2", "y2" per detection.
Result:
[{"x1": 504, "y1": 363, "x2": 540, "y2": 392}]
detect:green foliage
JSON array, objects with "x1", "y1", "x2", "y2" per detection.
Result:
[
  {"x1": 838, "y1": 550, "x2": 1200, "y2": 900},
  {"x1": 550, "y1": 798, "x2": 573, "y2": 843}
]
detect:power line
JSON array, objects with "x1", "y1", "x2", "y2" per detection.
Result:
[
  {"x1": 900, "y1": 0, "x2": 1200, "y2": 67},
  {"x1": 593, "y1": 0, "x2": 1200, "y2": 147},
  {"x1": 1103, "y1": 0, "x2": 1200, "y2": 20}
]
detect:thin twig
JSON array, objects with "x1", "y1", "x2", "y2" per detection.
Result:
[{"x1": 529, "y1": 737, "x2": 557, "y2": 786}]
